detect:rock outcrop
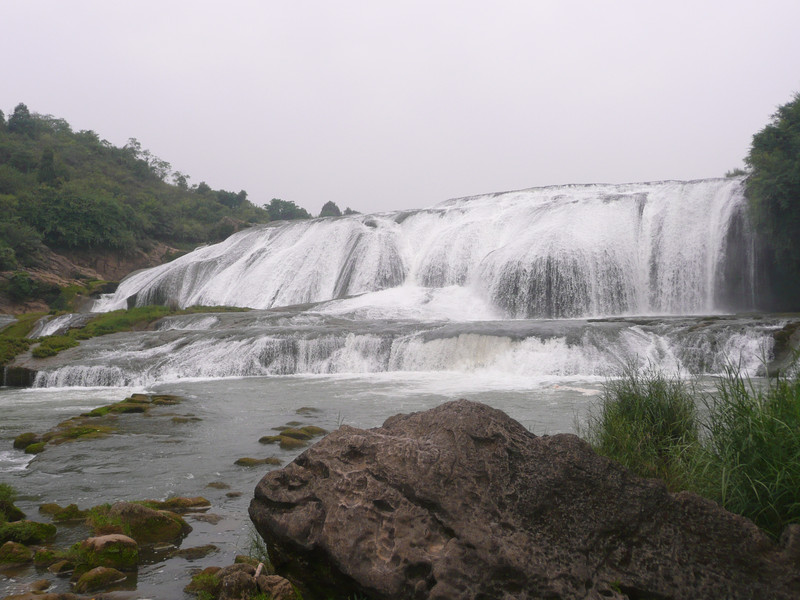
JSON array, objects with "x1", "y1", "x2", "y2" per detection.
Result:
[{"x1": 249, "y1": 399, "x2": 800, "y2": 600}]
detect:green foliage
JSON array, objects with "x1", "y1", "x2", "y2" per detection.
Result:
[
  {"x1": 267, "y1": 198, "x2": 312, "y2": 221},
  {"x1": 586, "y1": 365, "x2": 800, "y2": 538},
  {"x1": 725, "y1": 168, "x2": 747, "y2": 178},
  {"x1": 319, "y1": 200, "x2": 342, "y2": 218},
  {"x1": 694, "y1": 368, "x2": 800, "y2": 537},
  {"x1": 745, "y1": 92, "x2": 800, "y2": 307},
  {"x1": 0, "y1": 483, "x2": 17, "y2": 505},
  {"x1": 32, "y1": 335, "x2": 79, "y2": 358},
  {"x1": 0, "y1": 103, "x2": 294, "y2": 269},
  {"x1": 583, "y1": 366, "x2": 700, "y2": 490}
]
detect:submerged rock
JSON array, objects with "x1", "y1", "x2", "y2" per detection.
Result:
[
  {"x1": 0, "y1": 540, "x2": 33, "y2": 564},
  {"x1": 250, "y1": 399, "x2": 800, "y2": 600},
  {"x1": 73, "y1": 565, "x2": 127, "y2": 593}
]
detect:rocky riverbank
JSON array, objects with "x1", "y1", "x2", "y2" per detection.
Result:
[{"x1": 250, "y1": 399, "x2": 800, "y2": 600}]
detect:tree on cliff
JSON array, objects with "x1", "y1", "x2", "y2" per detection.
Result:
[
  {"x1": 266, "y1": 198, "x2": 311, "y2": 221},
  {"x1": 319, "y1": 200, "x2": 342, "y2": 217},
  {"x1": 745, "y1": 92, "x2": 800, "y2": 307}
]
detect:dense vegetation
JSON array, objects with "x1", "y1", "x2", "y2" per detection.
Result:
[
  {"x1": 584, "y1": 366, "x2": 800, "y2": 538},
  {"x1": 0, "y1": 103, "x2": 316, "y2": 273},
  {"x1": 745, "y1": 92, "x2": 800, "y2": 309}
]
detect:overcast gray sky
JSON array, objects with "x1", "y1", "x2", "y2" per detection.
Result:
[{"x1": 3, "y1": 1, "x2": 799, "y2": 215}]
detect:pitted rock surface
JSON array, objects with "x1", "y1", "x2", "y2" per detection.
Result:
[{"x1": 249, "y1": 399, "x2": 800, "y2": 600}]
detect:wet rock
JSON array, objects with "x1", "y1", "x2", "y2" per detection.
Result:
[
  {"x1": 274, "y1": 428, "x2": 312, "y2": 440},
  {"x1": 47, "y1": 559, "x2": 74, "y2": 575},
  {"x1": 184, "y1": 565, "x2": 222, "y2": 596},
  {"x1": 0, "y1": 499, "x2": 25, "y2": 522},
  {"x1": 23, "y1": 441, "x2": 45, "y2": 454},
  {"x1": 2, "y1": 593, "x2": 80, "y2": 600},
  {"x1": 278, "y1": 436, "x2": 306, "y2": 450},
  {"x1": 171, "y1": 543, "x2": 218, "y2": 560},
  {"x1": 141, "y1": 496, "x2": 211, "y2": 513},
  {"x1": 0, "y1": 541, "x2": 33, "y2": 564},
  {"x1": 235, "y1": 457, "x2": 282, "y2": 467},
  {"x1": 12, "y1": 432, "x2": 39, "y2": 450},
  {"x1": 29, "y1": 579, "x2": 51, "y2": 591},
  {"x1": 192, "y1": 513, "x2": 224, "y2": 525},
  {"x1": 106, "y1": 502, "x2": 191, "y2": 544},
  {"x1": 250, "y1": 399, "x2": 800, "y2": 600},
  {"x1": 73, "y1": 565, "x2": 127, "y2": 593},
  {"x1": 72, "y1": 534, "x2": 138, "y2": 572},
  {"x1": 206, "y1": 481, "x2": 230, "y2": 490}
]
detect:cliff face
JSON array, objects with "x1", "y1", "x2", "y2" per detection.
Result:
[{"x1": 0, "y1": 243, "x2": 180, "y2": 314}]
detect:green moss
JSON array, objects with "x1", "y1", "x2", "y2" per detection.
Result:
[
  {"x1": 12, "y1": 432, "x2": 39, "y2": 449},
  {"x1": 0, "y1": 520, "x2": 57, "y2": 544},
  {"x1": 32, "y1": 334, "x2": 79, "y2": 358},
  {"x1": 33, "y1": 547, "x2": 60, "y2": 566},
  {"x1": 69, "y1": 537, "x2": 139, "y2": 572},
  {"x1": 235, "y1": 457, "x2": 282, "y2": 467},
  {"x1": 73, "y1": 566, "x2": 127, "y2": 593},
  {"x1": 300, "y1": 425, "x2": 328, "y2": 437},
  {"x1": 184, "y1": 569, "x2": 221, "y2": 598},
  {"x1": 52, "y1": 503, "x2": 88, "y2": 522},
  {"x1": 278, "y1": 428, "x2": 313, "y2": 440},
  {"x1": 279, "y1": 436, "x2": 308, "y2": 450},
  {"x1": 24, "y1": 441, "x2": 45, "y2": 454},
  {"x1": 0, "y1": 540, "x2": 33, "y2": 563},
  {"x1": 258, "y1": 435, "x2": 282, "y2": 444}
]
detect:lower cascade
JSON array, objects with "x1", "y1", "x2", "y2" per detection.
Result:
[
  {"x1": 94, "y1": 178, "x2": 757, "y2": 318},
  {"x1": 28, "y1": 311, "x2": 783, "y2": 388}
]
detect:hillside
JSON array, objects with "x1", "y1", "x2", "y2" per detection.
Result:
[{"x1": 0, "y1": 103, "x2": 311, "y2": 312}]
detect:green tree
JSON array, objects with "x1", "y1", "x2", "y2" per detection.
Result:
[
  {"x1": 319, "y1": 200, "x2": 342, "y2": 217},
  {"x1": 7, "y1": 103, "x2": 35, "y2": 137},
  {"x1": 37, "y1": 148, "x2": 57, "y2": 185},
  {"x1": 0, "y1": 109, "x2": 5, "y2": 130},
  {"x1": 266, "y1": 198, "x2": 311, "y2": 221},
  {"x1": 745, "y1": 92, "x2": 800, "y2": 309}
]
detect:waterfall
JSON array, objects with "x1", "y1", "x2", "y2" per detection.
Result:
[{"x1": 94, "y1": 178, "x2": 754, "y2": 318}]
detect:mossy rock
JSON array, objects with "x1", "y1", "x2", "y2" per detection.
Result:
[
  {"x1": 107, "y1": 502, "x2": 191, "y2": 544},
  {"x1": 285, "y1": 420, "x2": 303, "y2": 427},
  {"x1": 258, "y1": 435, "x2": 282, "y2": 445},
  {"x1": 278, "y1": 428, "x2": 313, "y2": 440},
  {"x1": 235, "y1": 457, "x2": 282, "y2": 467},
  {"x1": 73, "y1": 566, "x2": 127, "y2": 593},
  {"x1": 279, "y1": 435, "x2": 308, "y2": 450},
  {"x1": 139, "y1": 497, "x2": 211, "y2": 513},
  {"x1": 171, "y1": 543, "x2": 218, "y2": 560},
  {"x1": 301, "y1": 425, "x2": 328, "y2": 437},
  {"x1": 151, "y1": 394, "x2": 182, "y2": 406},
  {"x1": 234, "y1": 554, "x2": 260, "y2": 566},
  {"x1": 34, "y1": 547, "x2": 60, "y2": 566},
  {"x1": 39, "y1": 503, "x2": 63, "y2": 515},
  {"x1": 0, "y1": 520, "x2": 57, "y2": 544},
  {"x1": 171, "y1": 416, "x2": 201, "y2": 423},
  {"x1": 126, "y1": 394, "x2": 152, "y2": 404},
  {"x1": 24, "y1": 441, "x2": 46, "y2": 454},
  {"x1": 48, "y1": 558, "x2": 75, "y2": 575},
  {"x1": 51, "y1": 423, "x2": 114, "y2": 444},
  {"x1": 109, "y1": 402, "x2": 150, "y2": 414},
  {"x1": 12, "y1": 432, "x2": 39, "y2": 450},
  {"x1": 296, "y1": 406, "x2": 321, "y2": 414},
  {"x1": 206, "y1": 481, "x2": 230, "y2": 490},
  {"x1": 0, "y1": 540, "x2": 33, "y2": 564},
  {"x1": 70, "y1": 534, "x2": 139, "y2": 572},
  {"x1": 184, "y1": 566, "x2": 221, "y2": 596},
  {"x1": 53, "y1": 504, "x2": 88, "y2": 522},
  {"x1": 0, "y1": 499, "x2": 25, "y2": 522},
  {"x1": 86, "y1": 405, "x2": 112, "y2": 417}
]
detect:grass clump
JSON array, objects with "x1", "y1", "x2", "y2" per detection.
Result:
[
  {"x1": 583, "y1": 365, "x2": 700, "y2": 490},
  {"x1": 694, "y1": 367, "x2": 800, "y2": 537},
  {"x1": 31, "y1": 334, "x2": 79, "y2": 358},
  {"x1": 585, "y1": 364, "x2": 800, "y2": 538}
]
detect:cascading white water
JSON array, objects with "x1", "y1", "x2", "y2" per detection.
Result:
[{"x1": 94, "y1": 178, "x2": 754, "y2": 319}]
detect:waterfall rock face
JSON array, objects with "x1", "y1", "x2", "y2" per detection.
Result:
[
  {"x1": 249, "y1": 400, "x2": 799, "y2": 600},
  {"x1": 97, "y1": 179, "x2": 757, "y2": 318}
]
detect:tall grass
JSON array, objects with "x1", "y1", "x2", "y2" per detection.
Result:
[
  {"x1": 582, "y1": 365, "x2": 700, "y2": 491},
  {"x1": 585, "y1": 364, "x2": 800, "y2": 538}
]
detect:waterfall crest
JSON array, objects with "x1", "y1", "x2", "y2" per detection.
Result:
[{"x1": 95, "y1": 178, "x2": 754, "y2": 319}]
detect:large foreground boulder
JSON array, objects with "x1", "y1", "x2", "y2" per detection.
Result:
[{"x1": 249, "y1": 400, "x2": 800, "y2": 600}]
